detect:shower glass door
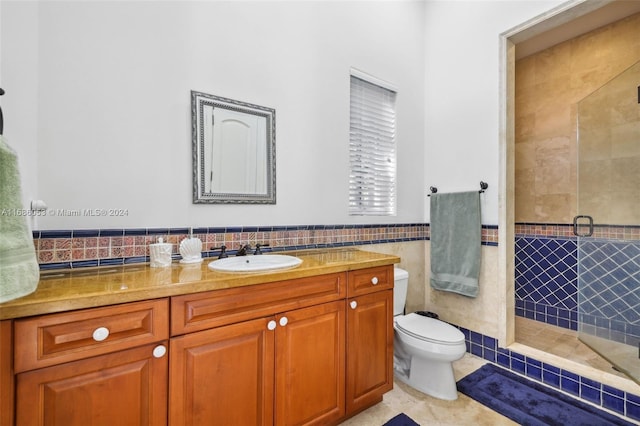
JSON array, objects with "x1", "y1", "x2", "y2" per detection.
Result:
[{"x1": 576, "y1": 60, "x2": 640, "y2": 384}]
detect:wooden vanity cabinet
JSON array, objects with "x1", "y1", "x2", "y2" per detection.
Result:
[
  {"x1": 1, "y1": 263, "x2": 396, "y2": 426},
  {"x1": 169, "y1": 266, "x2": 394, "y2": 425}
]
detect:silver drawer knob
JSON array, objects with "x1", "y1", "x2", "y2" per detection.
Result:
[
  {"x1": 371, "y1": 276, "x2": 379, "y2": 285},
  {"x1": 92, "y1": 327, "x2": 110, "y2": 342},
  {"x1": 153, "y1": 345, "x2": 167, "y2": 358}
]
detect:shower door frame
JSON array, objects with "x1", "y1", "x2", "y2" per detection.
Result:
[{"x1": 575, "y1": 60, "x2": 640, "y2": 385}]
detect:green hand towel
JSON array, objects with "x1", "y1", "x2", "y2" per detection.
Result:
[
  {"x1": 0, "y1": 135, "x2": 39, "y2": 303},
  {"x1": 429, "y1": 191, "x2": 481, "y2": 298}
]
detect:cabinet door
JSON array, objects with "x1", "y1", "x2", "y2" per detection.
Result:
[
  {"x1": 275, "y1": 300, "x2": 345, "y2": 426},
  {"x1": 346, "y1": 290, "x2": 393, "y2": 415},
  {"x1": 16, "y1": 342, "x2": 168, "y2": 426},
  {"x1": 169, "y1": 316, "x2": 275, "y2": 426}
]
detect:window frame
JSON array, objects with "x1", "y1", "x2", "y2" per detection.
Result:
[{"x1": 348, "y1": 69, "x2": 398, "y2": 216}]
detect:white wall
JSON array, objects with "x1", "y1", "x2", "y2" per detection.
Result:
[
  {"x1": 1, "y1": 0, "x2": 571, "y2": 232},
  {"x1": 423, "y1": 0, "x2": 565, "y2": 226},
  {"x1": 0, "y1": 1, "x2": 39, "y2": 222},
  {"x1": 0, "y1": 0, "x2": 426, "y2": 230},
  {"x1": 421, "y1": 0, "x2": 566, "y2": 339}
]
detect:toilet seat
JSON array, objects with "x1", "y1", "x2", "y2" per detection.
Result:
[{"x1": 395, "y1": 313, "x2": 465, "y2": 346}]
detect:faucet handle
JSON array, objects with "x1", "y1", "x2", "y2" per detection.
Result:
[
  {"x1": 210, "y1": 245, "x2": 228, "y2": 259},
  {"x1": 236, "y1": 243, "x2": 251, "y2": 256},
  {"x1": 254, "y1": 243, "x2": 270, "y2": 255}
]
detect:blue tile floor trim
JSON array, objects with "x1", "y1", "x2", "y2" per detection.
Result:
[
  {"x1": 515, "y1": 299, "x2": 578, "y2": 330},
  {"x1": 456, "y1": 325, "x2": 640, "y2": 423}
]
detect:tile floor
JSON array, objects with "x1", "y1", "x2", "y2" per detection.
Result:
[
  {"x1": 342, "y1": 319, "x2": 640, "y2": 425},
  {"x1": 341, "y1": 354, "x2": 517, "y2": 425},
  {"x1": 515, "y1": 316, "x2": 630, "y2": 380}
]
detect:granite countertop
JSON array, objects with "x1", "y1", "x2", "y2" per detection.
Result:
[{"x1": 0, "y1": 248, "x2": 400, "y2": 320}]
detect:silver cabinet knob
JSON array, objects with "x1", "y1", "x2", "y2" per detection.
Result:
[
  {"x1": 267, "y1": 320, "x2": 277, "y2": 330},
  {"x1": 92, "y1": 327, "x2": 109, "y2": 342},
  {"x1": 153, "y1": 345, "x2": 167, "y2": 358},
  {"x1": 279, "y1": 317, "x2": 288, "y2": 327},
  {"x1": 350, "y1": 301, "x2": 358, "y2": 309}
]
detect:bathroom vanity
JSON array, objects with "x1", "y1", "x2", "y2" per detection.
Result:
[{"x1": 0, "y1": 249, "x2": 399, "y2": 426}]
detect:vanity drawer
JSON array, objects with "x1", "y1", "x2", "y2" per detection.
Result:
[
  {"x1": 171, "y1": 272, "x2": 346, "y2": 336},
  {"x1": 348, "y1": 265, "x2": 393, "y2": 296},
  {"x1": 14, "y1": 299, "x2": 169, "y2": 373}
]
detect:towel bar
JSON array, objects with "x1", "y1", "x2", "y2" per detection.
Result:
[{"x1": 428, "y1": 181, "x2": 488, "y2": 196}]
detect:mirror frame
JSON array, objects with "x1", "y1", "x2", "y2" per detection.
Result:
[{"x1": 192, "y1": 90, "x2": 276, "y2": 204}]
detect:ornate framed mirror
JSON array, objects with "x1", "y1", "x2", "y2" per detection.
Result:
[{"x1": 192, "y1": 91, "x2": 276, "y2": 204}]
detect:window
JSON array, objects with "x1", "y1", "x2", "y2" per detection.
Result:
[{"x1": 349, "y1": 69, "x2": 397, "y2": 216}]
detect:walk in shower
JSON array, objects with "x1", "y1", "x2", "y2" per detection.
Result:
[{"x1": 575, "y1": 60, "x2": 640, "y2": 384}]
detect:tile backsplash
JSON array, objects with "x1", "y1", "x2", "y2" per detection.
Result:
[{"x1": 33, "y1": 223, "x2": 500, "y2": 270}]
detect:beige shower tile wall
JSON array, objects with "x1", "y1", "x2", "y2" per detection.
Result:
[
  {"x1": 515, "y1": 12, "x2": 640, "y2": 224},
  {"x1": 579, "y1": 60, "x2": 640, "y2": 225}
]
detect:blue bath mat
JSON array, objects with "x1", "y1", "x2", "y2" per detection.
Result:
[
  {"x1": 383, "y1": 413, "x2": 420, "y2": 426},
  {"x1": 457, "y1": 363, "x2": 634, "y2": 426}
]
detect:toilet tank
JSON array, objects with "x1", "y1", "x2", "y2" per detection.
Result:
[{"x1": 393, "y1": 267, "x2": 409, "y2": 316}]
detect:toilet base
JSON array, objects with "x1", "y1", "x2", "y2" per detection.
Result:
[{"x1": 393, "y1": 355, "x2": 460, "y2": 400}]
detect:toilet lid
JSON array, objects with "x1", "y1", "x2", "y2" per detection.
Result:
[{"x1": 395, "y1": 313, "x2": 465, "y2": 345}]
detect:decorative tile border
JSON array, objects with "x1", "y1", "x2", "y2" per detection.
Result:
[
  {"x1": 458, "y1": 325, "x2": 640, "y2": 423},
  {"x1": 482, "y1": 225, "x2": 499, "y2": 246},
  {"x1": 32, "y1": 223, "x2": 499, "y2": 270},
  {"x1": 515, "y1": 223, "x2": 576, "y2": 238},
  {"x1": 516, "y1": 223, "x2": 640, "y2": 241}
]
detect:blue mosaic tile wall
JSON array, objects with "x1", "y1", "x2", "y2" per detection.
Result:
[
  {"x1": 515, "y1": 234, "x2": 640, "y2": 347},
  {"x1": 458, "y1": 326, "x2": 640, "y2": 423},
  {"x1": 515, "y1": 236, "x2": 578, "y2": 330},
  {"x1": 579, "y1": 239, "x2": 640, "y2": 347}
]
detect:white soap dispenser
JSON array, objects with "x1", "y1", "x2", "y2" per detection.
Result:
[{"x1": 150, "y1": 237, "x2": 173, "y2": 267}]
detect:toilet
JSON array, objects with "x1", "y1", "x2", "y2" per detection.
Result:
[{"x1": 393, "y1": 267, "x2": 467, "y2": 400}]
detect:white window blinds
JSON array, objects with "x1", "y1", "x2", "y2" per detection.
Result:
[{"x1": 349, "y1": 73, "x2": 397, "y2": 216}]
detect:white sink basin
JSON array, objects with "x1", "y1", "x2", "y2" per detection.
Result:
[{"x1": 208, "y1": 254, "x2": 302, "y2": 272}]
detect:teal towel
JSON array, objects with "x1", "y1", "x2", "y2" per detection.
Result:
[
  {"x1": 429, "y1": 191, "x2": 481, "y2": 298},
  {"x1": 0, "y1": 136, "x2": 39, "y2": 303}
]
